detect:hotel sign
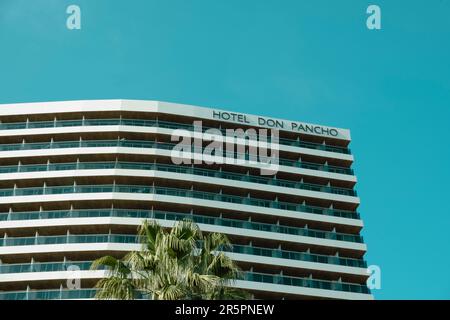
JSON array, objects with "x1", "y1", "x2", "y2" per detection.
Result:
[{"x1": 212, "y1": 110, "x2": 340, "y2": 138}]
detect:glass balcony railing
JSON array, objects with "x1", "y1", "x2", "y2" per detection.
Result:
[
  {"x1": 0, "y1": 289, "x2": 99, "y2": 300},
  {"x1": 0, "y1": 118, "x2": 351, "y2": 155},
  {"x1": 0, "y1": 268, "x2": 370, "y2": 298},
  {"x1": 0, "y1": 139, "x2": 353, "y2": 175},
  {"x1": 0, "y1": 161, "x2": 357, "y2": 197},
  {"x1": 243, "y1": 272, "x2": 370, "y2": 294},
  {"x1": 0, "y1": 260, "x2": 96, "y2": 274},
  {"x1": 223, "y1": 243, "x2": 367, "y2": 268},
  {"x1": 0, "y1": 234, "x2": 137, "y2": 246},
  {"x1": 0, "y1": 208, "x2": 363, "y2": 243},
  {"x1": 0, "y1": 184, "x2": 359, "y2": 219},
  {"x1": 0, "y1": 233, "x2": 367, "y2": 268}
]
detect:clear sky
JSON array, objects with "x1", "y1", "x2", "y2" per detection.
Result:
[{"x1": 0, "y1": 0, "x2": 449, "y2": 299}]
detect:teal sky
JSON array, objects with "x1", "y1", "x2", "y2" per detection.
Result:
[{"x1": 1, "y1": 0, "x2": 449, "y2": 299}]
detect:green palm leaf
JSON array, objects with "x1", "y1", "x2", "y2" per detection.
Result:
[{"x1": 93, "y1": 219, "x2": 249, "y2": 300}]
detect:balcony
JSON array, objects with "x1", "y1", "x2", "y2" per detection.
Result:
[
  {"x1": 0, "y1": 288, "x2": 98, "y2": 300},
  {"x1": 0, "y1": 233, "x2": 367, "y2": 268},
  {"x1": 0, "y1": 184, "x2": 360, "y2": 220},
  {"x1": 0, "y1": 161, "x2": 357, "y2": 197},
  {"x1": 0, "y1": 118, "x2": 351, "y2": 155},
  {"x1": 0, "y1": 268, "x2": 369, "y2": 298},
  {"x1": 0, "y1": 258, "x2": 370, "y2": 298},
  {"x1": 0, "y1": 208, "x2": 363, "y2": 244},
  {"x1": 0, "y1": 139, "x2": 354, "y2": 175},
  {"x1": 243, "y1": 272, "x2": 370, "y2": 294}
]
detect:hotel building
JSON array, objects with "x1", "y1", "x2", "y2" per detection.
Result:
[{"x1": 0, "y1": 100, "x2": 372, "y2": 300}]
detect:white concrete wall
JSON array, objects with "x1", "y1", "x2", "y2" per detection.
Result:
[{"x1": 0, "y1": 100, "x2": 352, "y2": 141}]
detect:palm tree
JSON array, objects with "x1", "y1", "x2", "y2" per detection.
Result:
[{"x1": 91, "y1": 219, "x2": 250, "y2": 300}]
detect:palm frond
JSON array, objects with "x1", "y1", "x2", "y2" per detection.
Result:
[
  {"x1": 92, "y1": 218, "x2": 250, "y2": 300},
  {"x1": 94, "y1": 276, "x2": 136, "y2": 300},
  {"x1": 138, "y1": 219, "x2": 163, "y2": 252}
]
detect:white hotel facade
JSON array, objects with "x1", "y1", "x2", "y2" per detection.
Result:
[{"x1": 0, "y1": 100, "x2": 372, "y2": 300}]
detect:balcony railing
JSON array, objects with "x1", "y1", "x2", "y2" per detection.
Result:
[
  {"x1": 0, "y1": 208, "x2": 363, "y2": 244},
  {"x1": 0, "y1": 264, "x2": 370, "y2": 297},
  {"x1": 0, "y1": 233, "x2": 367, "y2": 268},
  {"x1": 0, "y1": 118, "x2": 351, "y2": 154},
  {"x1": 0, "y1": 184, "x2": 359, "y2": 219},
  {"x1": 0, "y1": 289, "x2": 99, "y2": 300},
  {"x1": 243, "y1": 271, "x2": 370, "y2": 294},
  {"x1": 0, "y1": 275, "x2": 369, "y2": 298},
  {"x1": 0, "y1": 161, "x2": 357, "y2": 197},
  {"x1": 0, "y1": 139, "x2": 354, "y2": 175},
  {"x1": 0, "y1": 260, "x2": 95, "y2": 273}
]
